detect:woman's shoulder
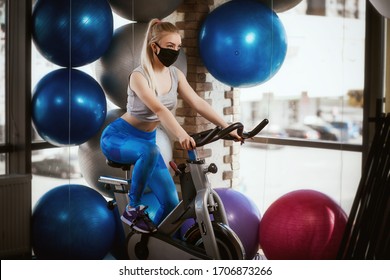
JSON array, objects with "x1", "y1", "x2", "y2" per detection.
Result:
[
  {"x1": 132, "y1": 65, "x2": 145, "y2": 75},
  {"x1": 169, "y1": 65, "x2": 184, "y2": 80},
  {"x1": 130, "y1": 66, "x2": 147, "y2": 82}
]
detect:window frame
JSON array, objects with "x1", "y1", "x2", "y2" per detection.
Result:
[{"x1": 0, "y1": 0, "x2": 31, "y2": 175}]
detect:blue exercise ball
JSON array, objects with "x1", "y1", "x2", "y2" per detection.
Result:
[
  {"x1": 110, "y1": 205, "x2": 127, "y2": 260},
  {"x1": 32, "y1": 0, "x2": 113, "y2": 67},
  {"x1": 32, "y1": 184, "x2": 116, "y2": 259},
  {"x1": 32, "y1": 68, "x2": 107, "y2": 146},
  {"x1": 199, "y1": 0, "x2": 287, "y2": 88}
]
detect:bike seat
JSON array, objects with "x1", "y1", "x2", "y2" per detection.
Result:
[{"x1": 106, "y1": 159, "x2": 133, "y2": 171}]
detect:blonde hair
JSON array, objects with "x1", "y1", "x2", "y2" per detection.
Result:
[{"x1": 140, "y1": 18, "x2": 180, "y2": 94}]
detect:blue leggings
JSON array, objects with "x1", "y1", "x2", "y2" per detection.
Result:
[{"x1": 100, "y1": 118, "x2": 179, "y2": 224}]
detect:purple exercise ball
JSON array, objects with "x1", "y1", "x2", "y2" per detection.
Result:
[
  {"x1": 214, "y1": 188, "x2": 262, "y2": 260},
  {"x1": 179, "y1": 188, "x2": 262, "y2": 259}
]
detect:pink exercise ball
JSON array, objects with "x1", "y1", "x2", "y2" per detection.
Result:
[{"x1": 259, "y1": 189, "x2": 347, "y2": 260}]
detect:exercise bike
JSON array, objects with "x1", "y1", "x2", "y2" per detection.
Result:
[{"x1": 98, "y1": 119, "x2": 269, "y2": 260}]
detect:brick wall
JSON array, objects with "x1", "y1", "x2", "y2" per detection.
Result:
[{"x1": 168, "y1": 0, "x2": 241, "y2": 188}]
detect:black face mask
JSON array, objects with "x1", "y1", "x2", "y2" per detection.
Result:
[{"x1": 155, "y1": 43, "x2": 180, "y2": 67}]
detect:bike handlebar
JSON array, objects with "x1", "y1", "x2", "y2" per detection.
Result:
[{"x1": 192, "y1": 119, "x2": 269, "y2": 147}]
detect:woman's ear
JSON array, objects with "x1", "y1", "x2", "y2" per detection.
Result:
[{"x1": 151, "y1": 43, "x2": 158, "y2": 54}]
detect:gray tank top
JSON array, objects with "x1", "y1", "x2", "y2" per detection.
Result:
[{"x1": 127, "y1": 65, "x2": 178, "y2": 122}]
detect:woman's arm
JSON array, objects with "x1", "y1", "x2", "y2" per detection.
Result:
[
  {"x1": 130, "y1": 71, "x2": 195, "y2": 150},
  {"x1": 176, "y1": 69, "x2": 229, "y2": 128},
  {"x1": 177, "y1": 69, "x2": 243, "y2": 142}
]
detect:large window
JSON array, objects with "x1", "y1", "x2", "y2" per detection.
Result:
[{"x1": 240, "y1": 0, "x2": 365, "y2": 215}]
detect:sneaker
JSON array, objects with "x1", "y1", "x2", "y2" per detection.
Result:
[{"x1": 121, "y1": 205, "x2": 157, "y2": 233}]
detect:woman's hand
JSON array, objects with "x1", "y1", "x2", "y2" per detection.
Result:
[
  {"x1": 229, "y1": 130, "x2": 244, "y2": 144},
  {"x1": 179, "y1": 134, "x2": 196, "y2": 150}
]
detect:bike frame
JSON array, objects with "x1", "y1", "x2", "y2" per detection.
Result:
[
  {"x1": 158, "y1": 149, "x2": 230, "y2": 259},
  {"x1": 99, "y1": 119, "x2": 269, "y2": 259}
]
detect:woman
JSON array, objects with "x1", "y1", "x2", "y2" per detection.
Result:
[{"x1": 101, "y1": 18, "x2": 241, "y2": 233}]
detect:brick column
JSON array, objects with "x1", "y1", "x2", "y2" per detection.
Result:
[{"x1": 170, "y1": 0, "x2": 240, "y2": 188}]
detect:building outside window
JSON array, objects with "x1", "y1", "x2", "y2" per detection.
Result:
[{"x1": 239, "y1": 0, "x2": 365, "y2": 214}]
